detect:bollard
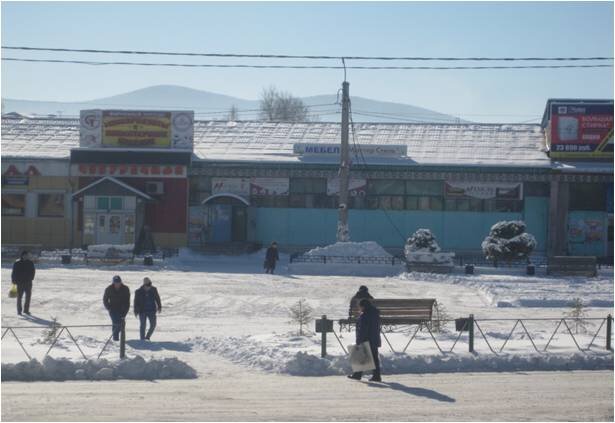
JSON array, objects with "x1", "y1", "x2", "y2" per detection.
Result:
[
  {"x1": 465, "y1": 264, "x2": 474, "y2": 275},
  {"x1": 321, "y1": 315, "x2": 327, "y2": 358},
  {"x1": 607, "y1": 314, "x2": 612, "y2": 351},
  {"x1": 120, "y1": 319, "x2": 126, "y2": 359},
  {"x1": 468, "y1": 314, "x2": 474, "y2": 353},
  {"x1": 526, "y1": 264, "x2": 535, "y2": 276}
]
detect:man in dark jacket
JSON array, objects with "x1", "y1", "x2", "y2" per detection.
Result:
[
  {"x1": 133, "y1": 277, "x2": 162, "y2": 340},
  {"x1": 348, "y1": 298, "x2": 382, "y2": 382},
  {"x1": 11, "y1": 251, "x2": 36, "y2": 315},
  {"x1": 348, "y1": 285, "x2": 374, "y2": 319},
  {"x1": 264, "y1": 242, "x2": 279, "y2": 274},
  {"x1": 103, "y1": 275, "x2": 131, "y2": 341}
]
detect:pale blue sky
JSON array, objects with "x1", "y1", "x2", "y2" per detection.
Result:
[{"x1": 1, "y1": 1, "x2": 613, "y2": 121}]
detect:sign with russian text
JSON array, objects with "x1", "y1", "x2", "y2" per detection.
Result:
[
  {"x1": 73, "y1": 163, "x2": 187, "y2": 178},
  {"x1": 548, "y1": 102, "x2": 613, "y2": 158},
  {"x1": 293, "y1": 143, "x2": 407, "y2": 158},
  {"x1": 444, "y1": 181, "x2": 522, "y2": 200},
  {"x1": 212, "y1": 178, "x2": 251, "y2": 196},
  {"x1": 80, "y1": 110, "x2": 194, "y2": 150}
]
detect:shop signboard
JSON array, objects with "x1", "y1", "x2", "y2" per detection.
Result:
[
  {"x1": 444, "y1": 181, "x2": 523, "y2": 200},
  {"x1": 547, "y1": 102, "x2": 613, "y2": 158},
  {"x1": 326, "y1": 177, "x2": 367, "y2": 196},
  {"x1": 80, "y1": 110, "x2": 194, "y2": 150},
  {"x1": 211, "y1": 178, "x2": 251, "y2": 196},
  {"x1": 293, "y1": 143, "x2": 407, "y2": 158},
  {"x1": 73, "y1": 163, "x2": 187, "y2": 178}
]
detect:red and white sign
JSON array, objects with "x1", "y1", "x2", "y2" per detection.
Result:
[
  {"x1": 327, "y1": 177, "x2": 367, "y2": 196},
  {"x1": 73, "y1": 164, "x2": 187, "y2": 178}
]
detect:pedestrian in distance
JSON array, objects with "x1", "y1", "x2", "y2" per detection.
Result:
[
  {"x1": 264, "y1": 241, "x2": 279, "y2": 274},
  {"x1": 134, "y1": 277, "x2": 162, "y2": 341},
  {"x1": 348, "y1": 298, "x2": 382, "y2": 382},
  {"x1": 348, "y1": 285, "x2": 374, "y2": 319},
  {"x1": 11, "y1": 250, "x2": 36, "y2": 316},
  {"x1": 103, "y1": 275, "x2": 130, "y2": 341}
]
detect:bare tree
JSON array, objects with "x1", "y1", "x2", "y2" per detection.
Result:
[
  {"x1": 259, "y1": 86, "x2": 310, "y2": 122},
  {"x1": 566, "y1": 297, "x2": 588, "y2": 334},
  {"x1": 289, "y1": 299, "x2": 314, "y2": 336},
  {"x1": 227, "y1": 105, "x2": 239, "y2": 121}
]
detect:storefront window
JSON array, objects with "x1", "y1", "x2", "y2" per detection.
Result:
[
  {"x1": 2, "y1": 193, "x2": 26, "y2": 216},
  {"x1": 84, "y1": 214, "x2": 96, "y2": 235},
  {"x1": 570, "y1": 183, "x2": 607, "y2": 211},
  {"x1": 110, "y1": 197, "x2": 123, "y2": 210},
  {"x1": 290, "y1": 178, "x2": 327, "y2": 194},
  {"x1": 368, "y1": 179, "x2": 405, "y2": 195},
  {"x1": 38, "y1": 193, "x2": 64, "y2": 217},
  {"x1": 109, "y1": 216, "x2": 121, "y2": 234},
  {"x1": 406, "y1": 181, "x2": 443, "y2": 196},
  {"x1": 124, "y1": 215, "x2": 135, "y2": 243},
  {"x1": 97, "y1": 197, "x2": 109, "y2": 210}
]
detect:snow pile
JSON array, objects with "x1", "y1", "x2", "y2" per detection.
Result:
[
  {"x1": 191, "y1": 334, "x2": 613, "y2": 376},
  {"x1": 1, "y1": 356, "x2": 197, "y2": 381},
  {"x1": 305, "y1": 241, "x2": 392, "y2": 258},
  {"x1": 87, "y1": 244, "x2": 134, "y2": 259}
]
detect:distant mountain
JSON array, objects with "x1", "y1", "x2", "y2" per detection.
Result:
[{"x1": 2, "y1": 84, "x2": 465, "y2": 123}]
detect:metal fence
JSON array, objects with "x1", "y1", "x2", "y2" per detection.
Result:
[
  {"x1": 318, "y1": 314, "x2": 614, "y2": 357},
  {"x1": 290, "y1": 254, "x2": 404, "y2": 265},
  {"x1": 1, "y1": 322, "x2": 126, "y2": 361}
]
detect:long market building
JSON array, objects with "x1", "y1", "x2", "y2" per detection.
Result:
[{"x1": 1, "y1": 99, "x2": 613, "y2": 258}]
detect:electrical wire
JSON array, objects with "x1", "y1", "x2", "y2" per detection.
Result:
[
  {"x1": 3, "y1": 57, "x2": 613, "y2": 70},
  {"x1": 2, "y1": 46, "x2": 613, "y2": 62}
]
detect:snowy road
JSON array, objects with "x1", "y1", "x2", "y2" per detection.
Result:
[{"x1": 2, "y1": 361, "x2": 613, "y2": 421}]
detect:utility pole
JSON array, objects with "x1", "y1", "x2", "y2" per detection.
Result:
[{"x1": 337, "y1": 81, "x2": 350, "y2": 242}]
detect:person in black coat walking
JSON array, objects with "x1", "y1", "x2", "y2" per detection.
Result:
[
  {"x1": 11, "y1": 251, "x2": 36, "y2": 315},
  {"x1": 348, "y1": 285, "x2": 374, "y2": 319},
  {"x1": 103, "y1": 275, "x2": 131, "y2": 341},
  {"x1": 264, "y1": 242, "x2": 279, "y2": 274},
  {"x1": 348, "y1": 298, "x2": 382, "y2": 382},
  {"x1": 133, "y1": 277, "x2": 162, "y2": 340}
]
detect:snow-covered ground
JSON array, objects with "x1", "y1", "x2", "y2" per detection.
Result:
[{"x1": 2, "y1": 249, "x2": 613, "y2": 380}]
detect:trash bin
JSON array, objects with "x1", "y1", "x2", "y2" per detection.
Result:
[
  {"x1": 526, "y1": 264, "x2": 535, "y2": 276},
  {"x1": 465, "y1": 264, "x2": 474, "y2": 275},
  {"x1": 144, "y1": 255, "x2": 154, "y2": 266},
  {"x1": 61, "y1": 255, "x2": 71, "y2": 265},
  {"x1": 455, "y1": 318, "x2": 470, "y2": 332}
]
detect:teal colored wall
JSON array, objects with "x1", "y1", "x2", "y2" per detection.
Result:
[
  {"x1": 252, "y1": 208, "x2": 532, "y2": 251},
  {"x1": 567, "y1": 211, "x2": 608, "y2": 256},
  {"x1": 523, "y1": 197, "x2": 549, "y2": 252}
]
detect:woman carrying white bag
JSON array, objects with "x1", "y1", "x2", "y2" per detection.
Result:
[{"x1": 348, "y1": 298, "x2": 382, "y2": 382}]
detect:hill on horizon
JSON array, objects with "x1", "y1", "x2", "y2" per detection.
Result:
[{"x1": 2, "y1": 84, "x2": 466, "y2": 123}]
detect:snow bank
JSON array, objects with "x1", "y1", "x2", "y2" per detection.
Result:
[
  {"x1": 289, "y1": 263, "x2": 403, "y2": 277},
  {"x1": 1, "y1": 356, "x2": 197, "y2": 381},
  {"x1": 305, "y1": 242, "x2": 392, "y2": 258},
  {"x1": 191, "y1": 335, "x2": 613, "y2": 377}
]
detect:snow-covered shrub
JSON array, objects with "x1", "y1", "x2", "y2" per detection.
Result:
[
  {"x1": 481, "y1": 221, "x2": 536, "y2": 263},
  {"x1": 405, "y1": 229, "x2": 441, "y2": 254}
]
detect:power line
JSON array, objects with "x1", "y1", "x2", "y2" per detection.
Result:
[
  {"x1": 3, "y1": 57, "x2": 613, "y2": 70},
  {"x1": 2, "y1": 46, "x2": 613, "y2": 62}
]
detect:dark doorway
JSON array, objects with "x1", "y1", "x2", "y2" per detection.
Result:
[{"x1": 231, "y1": 206, "x2": 247, "y2": 241}]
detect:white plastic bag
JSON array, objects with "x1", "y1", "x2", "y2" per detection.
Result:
[{"x1": 348, "y1": 341, "x2": 376, "y2": 372}]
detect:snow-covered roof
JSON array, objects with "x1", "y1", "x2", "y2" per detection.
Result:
[{"x1": 1, "y1": 117, "x2": 551, "y2": 168}]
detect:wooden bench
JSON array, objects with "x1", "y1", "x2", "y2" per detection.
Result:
[
  {"x1": 339, "y1": 298, "x2": 437, "y2": 329},
  {"x1": 547, "y1": 256, "x2": 597, "y2": 277}
]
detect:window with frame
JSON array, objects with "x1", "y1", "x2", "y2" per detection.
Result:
[
  {"x1": 2, "y1": 193, "x2": 26, "y2": 216},
  {"x1": 569, "y1": 183, "x2": 607, "y2": 211},
  {"x1": 189, "y1": 176, "x2": 212, "y2": 206},
  {"x1": 289, "y1": 178, "x2": 330, "y2": 208},
  {"x1": 405, "y1": 180, "x2": 444, "y2": 211},
  {"x1": 38, "y1": 193, "x2": 65, "y2": 217}
]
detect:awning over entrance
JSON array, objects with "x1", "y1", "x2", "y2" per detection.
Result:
[
  {"x1": 72, "y1": 176, "x2": 153, "y2": 200},
  {"x1": 202, "y1": 193, "x2": 250, "y2": 206}
]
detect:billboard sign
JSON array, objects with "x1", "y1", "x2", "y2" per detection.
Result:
[
  {"x1": 80, "y1": 110, "x2": 194, "y2": 150},
  {"x1": 547, "y1": 102, "x2": 613, "y2": 158},
  {"x1": 444, "y1": 181, "x2": 523, "y2": 200},
  {"x1": 293, "y1": 143, "x2": 407, "y2": 158}
]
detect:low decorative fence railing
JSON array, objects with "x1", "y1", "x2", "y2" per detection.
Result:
[
  {"x1": 316, "y1": 314, "x2": 614, "y2": 357},
  {"x1": 289, "y1": 254, "x2": 404, "y2": 265},
  {"x1": 2, "y1": 322, "x2": 126, "y2": 361}
]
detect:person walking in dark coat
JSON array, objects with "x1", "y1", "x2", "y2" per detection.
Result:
[
  {"x1": 11, "y1": 251, "x2": 36, "y2": 315},
  {"x1": 134, "y1": 277, "x2": 162, "y2": 340},
  {"x1": 348, "y1": 298, "x2": 382, "y2": 382},
  {"x1": 103, "y1": 275, "x2": 131, "y2": 341},
  {"x1": 348, "y1": 285, "x2": 374, "y2": 319},
  {"x1": 264, "y1": 242, "x2": 279, "y2": 274}
]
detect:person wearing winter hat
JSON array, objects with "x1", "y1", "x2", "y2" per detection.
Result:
[
  {"x1": 103, "y1": 275, "x2": 131, "y2": 341},
  {"x1": 134, "y1": 277, "x2": 162, "y2": 340},
  {"x1": 348, "y1": 285, "x2": 374, "y2": 319}
]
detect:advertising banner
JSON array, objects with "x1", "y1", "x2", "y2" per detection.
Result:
[
  {"x1": 326, "y1": 177, "x2": 367, "y2": 196},
  {"x1": 73, "y1": 163, "x2": 187, "y2": 178},
  {"x1": 80, "y1": 110, "x2": 194, "y2": 150},
  {"x1": 250, "y1": 178, "x2": 289, "y2": 196},
  {"x1": 293, "y1": 143, "x2": 407, "y2": 158},
  {"x1": 444, "y1": 181, "x2": 523, "y2": 200},
  {"x1": 211, "y1": 178, "x2": 251, "y2": 196},
  {"x1": 548, "y1": 102, "x2": 613, "y2": 158}
]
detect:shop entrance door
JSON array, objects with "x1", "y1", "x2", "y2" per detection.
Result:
[
  {"x1": 231, "y1": 206, "x2": 247, "y2": 242},
  {"x1": 210, "y1": 205, "x2": 232, "y2": 243},
  {"x1": 96, "y1": 214, "x2": 124, "y2": 245}
]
